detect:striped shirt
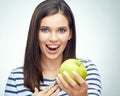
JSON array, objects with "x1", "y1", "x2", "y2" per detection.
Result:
[{"x1": 4, "y1": 59, "x2": 102, "y2": 96}]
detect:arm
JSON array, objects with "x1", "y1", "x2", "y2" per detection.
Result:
[
  {"x1": 32, "y1": 84, "x2": 60, "y2": 96},
  {"x1": 85, "y1": 60, "x2": 102, "y2": 96},
  {"x1": 56, "y1": 71, "x2": 88, "y2": 96},
  {"x1": 56, "y1": 59, "x2": 102, "y2": 96},
  {"x1": 4, "y1": 71, "x2": 18, "y2": 96},
  {"x1": 4, "y1": 67, "x2": 32, "y2": 96}
]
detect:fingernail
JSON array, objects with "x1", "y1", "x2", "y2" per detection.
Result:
[
  {"x1": 72, "y1": 71, "x2": 77, "y2": 74},
  {"x1": 54, "y1": 81, "x2": 57, "y2": 85},
  {"x1": 57, "y1": 88, "x2": 60, "y2": 92},
  {"x1": 63, "y1": 71, "x2": 67, "y2": 74},
  {"x1": 57, "y1": 74, "x2": 61, "y2": 77},
  {"x1": 34, "y1": 87, "x2": 38, "y2": 92},
  {"x1": 34, "y1": 87, "x2": 37, "y2": 90},
  {"x1": 63, "y1": 71, "x2": 68, "y2": 76}
]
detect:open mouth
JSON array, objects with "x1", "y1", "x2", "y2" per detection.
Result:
[{"x1": 46, "y1": 45, "x2": 60, "y2": 51}]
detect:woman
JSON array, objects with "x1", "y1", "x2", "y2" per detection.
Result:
[{"x1": 5, "y1": 0, "x2": 101, "y2": 96}]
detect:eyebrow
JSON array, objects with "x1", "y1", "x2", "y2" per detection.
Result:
[
  {"x1": 40, "y1": 25, "x2": 68, "y2": 29},
  {"x1": 40, "y1": 26, "x2": 49, "y2": 28}
]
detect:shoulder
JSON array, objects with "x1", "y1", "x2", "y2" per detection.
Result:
[
  {"x1": 5, "y1": 67, "x2": 32, "y2": 95},
  {"x1": 78, "y1": 58, "x2": 102, "y2": 95},
  {"x1": 78, "y1": 58, "x2": 99, "y2": 72},
  {"x1": 6, "y1": 67, "x2": 24, "y2": 88},
  {"x1": 78, "y1": 58, "x2": 100, "y2": 79},
  {"x1": 9, "y1": 67, "x2": 24, "y2": 78},
  {"x1": 11, "y1": 67, "x2": 23, "y2": 73}
]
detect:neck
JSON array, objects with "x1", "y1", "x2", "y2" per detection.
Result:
[
  {"x1": 41, "y1": 56, "x2": 63, "y2": 80},
  {"x1": 41, "y1": 56, "x2": 63, "y2": 72}
]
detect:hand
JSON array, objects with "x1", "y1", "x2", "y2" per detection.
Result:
[
  {"x1": 56, "y1": 71, "x2": 88, "y2": 96},
  {"x1": 32, "y1": 84, "x2": 60, "y2": 96}
]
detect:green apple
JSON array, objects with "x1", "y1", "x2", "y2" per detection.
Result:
[{"x1": 59, "y1": 58, "x2": 87, "y2": 83}]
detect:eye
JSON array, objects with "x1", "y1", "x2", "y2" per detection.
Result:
[
  {"x1": 59, "y1": 28, "x2": 66, "y2": 33},
  {"x1": 40, "y1": 27, "x2": 49, "y2": 33}
]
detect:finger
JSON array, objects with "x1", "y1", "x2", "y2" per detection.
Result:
[
  {"x1": 57, "y1": 74, "x2": 71, "y2": 91},
  {"x1": 51, "y1": 88, "x2": 60, "y2": 96},
  {"x1": 32, "y1": 87, "x2": 39, "y2": 96},
  {"x1": 72, "y1": 71, "x2": 88, "y2": 89},
  {"x1": 35, "y1": 87, "x2": 39, "y2": 92},
  {"x1": 63, "y1": 71, "x2": 80, "y2": 88},
  {"x1": 72, "y1": 71, "x2": 88, "y2": 95},
  {"x1": 46, "y1": 85, "x2": 59, "y2": 96},
  {"x1": 72, "y1": 71, "x2": 85, "y2": 85},
  {"x1": 43, "y1": 84, "x2": 54, "y2": 93}
]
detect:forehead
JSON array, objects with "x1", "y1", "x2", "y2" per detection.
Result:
[{"x1": 40, "y1": 13, "x2": 69, "y2": 27}]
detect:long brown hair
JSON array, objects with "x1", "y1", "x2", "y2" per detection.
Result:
[{"x1": 24, "y1": 0, "x2": 76, "y2": 92}]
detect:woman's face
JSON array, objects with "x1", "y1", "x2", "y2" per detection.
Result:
[{"x1": 39, "y1": 13, "x2": 72, "y2": 60}]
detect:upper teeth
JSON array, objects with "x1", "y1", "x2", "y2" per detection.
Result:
[{"x1": 48, "y1": 45, "x2": 59, "y2": 49}]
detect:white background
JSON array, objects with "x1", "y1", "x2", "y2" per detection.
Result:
[{"x1": 0, "y1": 0, "x2": 120, "y2": 96}]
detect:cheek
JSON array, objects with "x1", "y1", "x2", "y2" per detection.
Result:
[
  {"x1": 38, "y1": 34, "x2": 48, "y2": 51},
  {"x1": 59, "y1": 34, "x2": 71, "y2": 44},
  {"x1": 61, "y1": 39, "x2": 69, "y2": 44},
  {"x1": 60, "y1": 39, "x2": 69, "y2": 52},
  {"x1": 38, "y1": 33, "x2": 48, "y2": 44},
  {"x1": 60, "y1": 37, "x2": 70, "y2": 48},
  {"x1": 39, "y1": 37, "x2": 45, "y2": 44}
]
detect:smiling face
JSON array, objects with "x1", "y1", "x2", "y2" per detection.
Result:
[{"x1": 39, "y1": 13, "x2": 72, "y2": 61}]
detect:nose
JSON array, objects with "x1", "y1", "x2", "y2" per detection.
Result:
[{"x1": 49, "y1": 31, "x2": 58, "y2": 42}]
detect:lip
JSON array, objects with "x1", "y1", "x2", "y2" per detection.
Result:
[{"x1": 46, "y1": 44, "x2": 60, "y2": 54}]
